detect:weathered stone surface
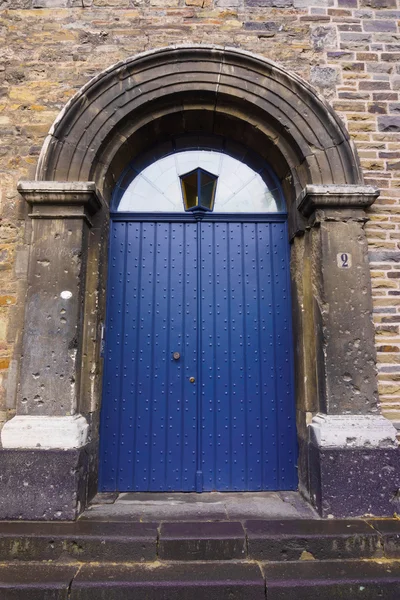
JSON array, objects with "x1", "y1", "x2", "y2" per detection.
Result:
[
  {"x1": 310, "y1": 26, "x2": 337, "y2": 51},
  {"x1": 361, "y1": 0, "x2": 397, "y2": 7},
  {"x1": 0, "y1": 445, "x2": 93, "y2": 520},
  {"x1": 369, "y1": 251, "x2": 400, "y2": 263},
  {"x1": 290, "y1": 234, "x2": 319, "y2": 419},
  {"x1": 71, "y1": 562, "x2": 265, "y2": 599},
  {"x1": 36, "y1": 47, "x2": 362, "y2": 190},
  {"x1": 309, "y1": 444, "x2": 400, "y2": 517},
  {"x1": 295, "y1": 187, "x2": 379, "y2": 417},
  {"x1": 310, "y1": 66, "x2": 338, "y2": 89},
  {"x1": 317, "y1": 220, "x2": 378, "y2": 413},
  {"x1": 368, "y1": 519, "x2": 400, "y2": 558},
  {"x1": 81, "y1": 492, "x2": 316, "y2": 521},
  {"x1": 0, "y1": 521, "x2": 158, "y2": 562},
  {"x1": 15, "y1": 219, "x2": 84, "y2": 414},
  {"x1": 1, "y1": 415, "x2": 89, "y2": 449},
  {"x1": 262, "y1": 560, "x2": 400, "y2": 599},
  {"x1": 15, "y1": 183, "x2": 102, "y2": 418},
  {"x1": 245, "y1": 0, "x2": 292, "y2": 5},
  {"x1": 378, "y1": 117, "x2": 400, "y2": 132},
  {"x1": 364, "y1": 20, "x2": 397, "y2": 33},
  {"x1": 159, "y1": 521, "x2": 246, "y2": 560},
  {"x1": 0, "y1": 563, "x2": 78, "y2": 600},
  {"x1": 32, "y1": 0, "x2": 69, "y2": 6},
  {"x1": 246, "y1": 519, "x2": 381, "y2": 560},
  {"x1": 310, "y1": 414, "x2": 398, "y2": 448},
  {"x1": 297, "y1": 185, "x2": 379, "y2": 217}
]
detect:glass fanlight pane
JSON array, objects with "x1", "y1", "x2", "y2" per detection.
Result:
[{"x1": 115, "y1": 149, "x2": 285, "y2": 213}]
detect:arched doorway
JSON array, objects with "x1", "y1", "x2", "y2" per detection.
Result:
[
  {"x1": 4, "y1": 46, "x2": 392, "y2": 520},
  {"x1": 99, "y1": 145, "x2": 297, "y2": 492}
]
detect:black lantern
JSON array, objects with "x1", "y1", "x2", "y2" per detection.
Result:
[{"x1": 180, "y1": 168, "x2": 218, "y2": 212}]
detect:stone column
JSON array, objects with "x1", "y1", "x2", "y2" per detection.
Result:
[
  {"x1": 0, "y1": 181, "x2": 103, "y2": 520},
  {"x1": 293, "y1": 185, "x2": 400, "y2": 517}
]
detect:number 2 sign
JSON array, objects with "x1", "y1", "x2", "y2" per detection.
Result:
[{"x1": 337, "y1": 252, "x2": 352, "y2": 269}]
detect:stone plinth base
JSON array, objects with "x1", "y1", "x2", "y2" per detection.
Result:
[
  {"x1": 308, "y1": 414, "x2": 400, "y2": 518},
  {"x1": 0, "y1": 443, "x2": 97, "y2": 521},
  {"x1": 309, "y1": 444, "x2": 400, "y2": 518}
]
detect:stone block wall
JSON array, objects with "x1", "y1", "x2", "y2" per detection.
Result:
[{"x1": 1, "y1": 0, "x2": 400, "y2": 430}]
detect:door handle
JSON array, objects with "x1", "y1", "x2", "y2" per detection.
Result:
[
  {"x1": 173, "y1": 352, "x2": 180, "y2": 360},
  {"x1": 189, "y1": 377, "x2": 195, "y2": 383}
]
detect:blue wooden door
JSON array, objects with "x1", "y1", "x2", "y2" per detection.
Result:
[{"x1": 99, "y1": 217, "x2": 297, "y2": 492}]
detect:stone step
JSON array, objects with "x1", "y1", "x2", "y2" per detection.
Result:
[
  {"x1": 0, "y1": 519, "x2": 398, "y2": 563},
  {"x1": 0, "y1": 563, "x2": 77, "y2": 600},
  {"x1": 245, "y1": 519, "x2": 382, "y2": 561},
  {"x1": 1, "y1": 560, "x2": 400, "y2": 599},
  {"x1": 0, "y1": 521, "x2": 158, "y2": 563},
  {"x1": 159, "y1": 521, "x2": 246, "y2": 560},
  {"x1": 70, "y1": 561, "x2": 265, "y2": 599},
  {"x1": 261, "y1": 560, "x2": 400, "y2": 599}
]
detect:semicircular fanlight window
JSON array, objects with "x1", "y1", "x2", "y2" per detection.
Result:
[{"x1": 115, "y1": 150, "x2": 285, "y2": 213}]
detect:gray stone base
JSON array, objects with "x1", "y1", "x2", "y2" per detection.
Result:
[
  {"x1": 309, "y1": 443, "x2": 400, "y2": 518},
  {"x1": 0, "y1": 442, "x2": 97, "y2": 520}
]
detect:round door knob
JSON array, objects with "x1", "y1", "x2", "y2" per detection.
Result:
[
  {"x1": 173, "y1": 352, "x2": 180, "y2": 360},
  {"x1": 189, "y1": 377, "x2": 195, "y2": 383}
]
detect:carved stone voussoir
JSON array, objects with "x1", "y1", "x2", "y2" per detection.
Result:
[{"x1": 297, "y1": 184, "x2": 380, "y2": 219}]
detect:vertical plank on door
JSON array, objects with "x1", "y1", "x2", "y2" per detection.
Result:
[
  {"x1": 165, "y1": 223, "x2": 197, "y2": 491},
  {"x1": 243, "y1": 222, "x2": 263, "y2": 490},
  {"x1": 117, "y1": 222, "x2": 142, "y2": 490},
  {"x1": 258, "y1": 223, "x2": 279, "y2": 490},
  {"x1": 180, "y1": 223, "x2": 198, "y2": 490},
  {"x1": 99, "y1": 221, "x2": 128, "y2": 491},
  {"x1": 271, "y1": 222, "x2": 298, "y2": 489}
]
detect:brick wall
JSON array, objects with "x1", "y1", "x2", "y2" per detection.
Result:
[{"x1": 1, "y1": 0, "x2": 400, "y2": 426}]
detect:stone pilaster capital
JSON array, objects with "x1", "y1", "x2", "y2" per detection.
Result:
[
  {"x1": 17, "y1": 181, "x2": 104, "y2": 224},
  {"x1": 297, "y1": 184, "x2": 379, "y2": 219}
]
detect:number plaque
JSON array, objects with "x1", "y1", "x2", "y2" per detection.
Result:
[{"x1": 337, "y1": 253, "x2": 352, "y2": 269}]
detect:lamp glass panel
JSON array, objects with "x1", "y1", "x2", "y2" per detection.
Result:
[
  {"x1": 199, "y1": 170, "x2": 217, "y2": 210},
  {"x1": 181, "y1": 171, "x2": 198, "y2": 210}
]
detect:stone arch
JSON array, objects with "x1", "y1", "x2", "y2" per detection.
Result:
[{"x1": 36, "y1": 45, "x2": 363, "y2": 207}]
